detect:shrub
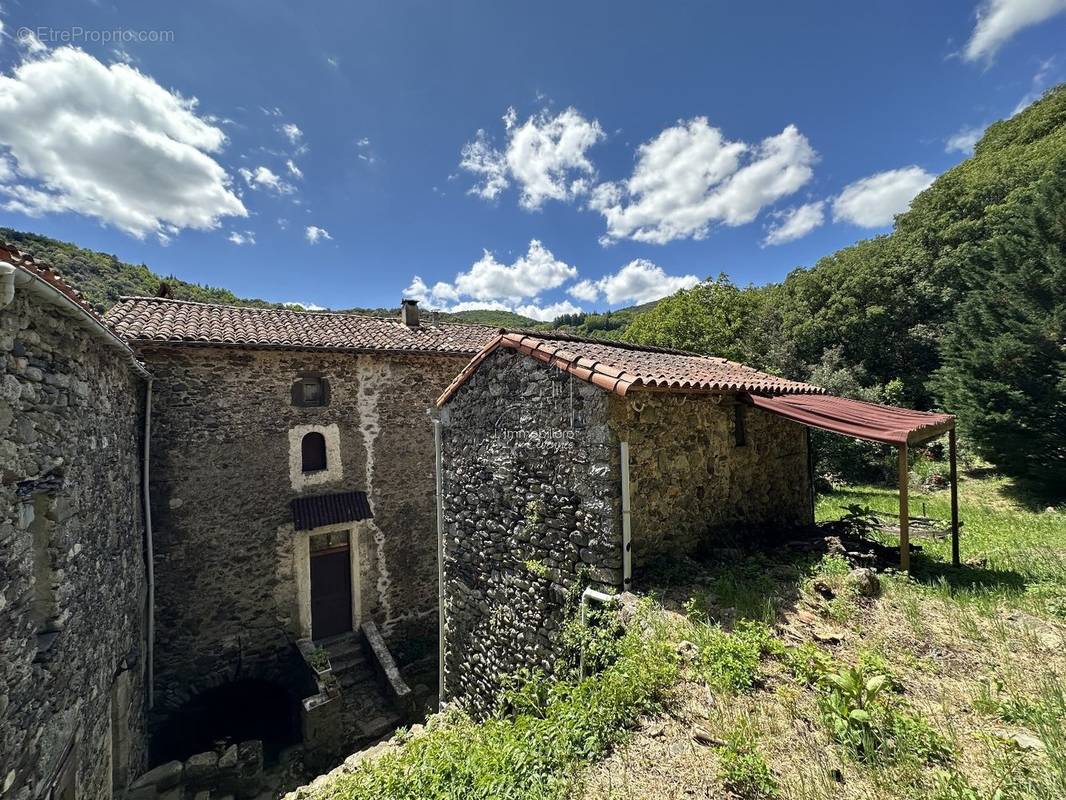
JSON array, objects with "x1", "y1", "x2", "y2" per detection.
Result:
[
  {"x1": 693, "y1": 621, "x2": 783, "y2": 694},
  {"x1": 717, "y1": 728, "x2": 780, "y2": 799},
  {"x1": 784, "y1": 642, "x2": 834, "y2": 686},
  {"x1": 817, "y1": 665, "x2": 952, "y2": 766}
]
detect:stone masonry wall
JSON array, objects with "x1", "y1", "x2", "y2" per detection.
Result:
[
  {"x1": 139, "y1": 345, "x2": 468, "y2": 721},
  {"x1": 608, "y1": 393, "x2": 811, "y2": 565},
  {"x1": 0, "y1": 288, "x2": 147, "y2": 799},
  {"x1": 439, "y1": 351, "x2": 622, "y2": 716}
]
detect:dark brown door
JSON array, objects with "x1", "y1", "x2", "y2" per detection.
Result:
[{"x1": 310, "y1": 547, "x2": 352, "y2": 640}]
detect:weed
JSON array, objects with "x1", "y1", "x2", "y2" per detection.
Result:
[
  {"x1": 524, "y1": 559, "x2": 550, "y2": 579},
  {"x1": 784, "y1": 642, "x2": 834, "y2": 686},
  {"x1": 717, "y1": 726, "x2": 780, "y2": 799},
  {"x1": 692, "y1": 620, "x2": 783, "y2": 694},
  {"x1": 320, "y1": 618, "x2": 678, "y2": 800}
]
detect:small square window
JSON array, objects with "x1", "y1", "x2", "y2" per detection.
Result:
[{"x1": 302, "y1": 380, "x2": 322, "y2": 405}]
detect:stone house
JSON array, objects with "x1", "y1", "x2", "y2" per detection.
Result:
[
  {"x1": 1, "y1": 246, "x2": 151, "y2": 799},
  {"x1": 102, "y1": 296, "x2": 496, "y2": 758},
  {"x1": 434, "y1": 332, "x2": 821, "y2": 713}
]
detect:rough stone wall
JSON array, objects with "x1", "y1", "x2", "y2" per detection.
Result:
[
  {"x1": 139, "y1": 346, "x2": 468, "y2": 718},
  {"x1": 0, "y1": 289, "x2": 147, "y2": 799},
  {"x1": 439, "y1": 351, "x2": 622, "y2": 715},
  {"x1": 608, "y1": 393, "x2": 811, "y2": 564}
]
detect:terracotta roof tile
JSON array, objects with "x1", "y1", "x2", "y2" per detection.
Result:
[
  {"x1": 0, "y1": 241, "x2": 149, "y2": 377},
  {"x1": 105, "y1": 296, "x2": 499, "y2": 355},
  {"x1": 437, "y1": 331, "x2": 822, "y2": 405}
]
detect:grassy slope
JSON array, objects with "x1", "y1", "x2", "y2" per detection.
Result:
[
  {"x1": 578, "y1": 474, "x2": 1066, "y2": 800},
  {"x1": 292, "y1": 474, "x2": 1065, "y2": 800}
]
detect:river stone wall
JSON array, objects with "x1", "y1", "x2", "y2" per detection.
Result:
[
  {"x1": 439, "y1": 351, "x2": 812, "y2": 714},
  {"x1": 438, "y1": 351, "x2": 622, "y2": 715},
  {"x1": 138, "y1": 345, "x2": 469, "y2": 720},
  {"x1": 608, "y1": 393, "x2": 812, "y2": 564},
  {"x1": 0, "y1": 288, "x2": 147, "y2": 799}
]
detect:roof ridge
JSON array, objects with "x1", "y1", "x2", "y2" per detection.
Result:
[
  {"x1": 498, "y1": 328, "x2": 707, "y2": 359},
  {"x1": 115, "y1": 295, "x2": 496, "y2": 330}
]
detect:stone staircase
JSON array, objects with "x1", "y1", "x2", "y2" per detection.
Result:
[{"x1": 317, "y1": 633, "x2": 403, "y2": 747}]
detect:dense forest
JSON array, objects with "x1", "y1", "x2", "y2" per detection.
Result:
[{"x1": 4, "y1": 86, "x2": 1063, "y2": 494}]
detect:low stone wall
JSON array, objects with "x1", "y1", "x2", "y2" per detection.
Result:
[
  {"x1": 128, "y1": 740, "x2": 264, "y2": 800},
  {"x1": 439, "y1": 351, "x2": 622, "y2": 715},
  {"x1": 608, "y1": 393, "x2": 811, "y2": 564},
  {"x1": 0, "y1": 287, "x2": 147, "y2": 798}
]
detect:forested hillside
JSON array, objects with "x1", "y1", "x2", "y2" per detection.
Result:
[
  {"x1": 0, "y1": 228, "x2": 542, "y2": 328},
  {"x1": 623, "y1": 85, "x2": 1066, "y2": 494}
]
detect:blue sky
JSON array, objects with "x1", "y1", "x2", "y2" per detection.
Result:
[{"x1": 0, "y1": 1, "x2": 1063, "y2": 318}]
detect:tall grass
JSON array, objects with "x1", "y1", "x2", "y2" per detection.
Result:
[{"x1": 308, "y1": 620, "x2": 677, "y2": 800}]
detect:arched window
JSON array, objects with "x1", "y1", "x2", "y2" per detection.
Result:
[{"x1": 301, "y1": 432, "x2": 327, "y2": 472}]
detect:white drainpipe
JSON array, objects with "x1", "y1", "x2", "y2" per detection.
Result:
[
  {"x1": 143, "y1": 378, "x2": 155, "y2": 709},
  {"x1": 433, "y1": 417, "x2": 445, "y2": 709},
  {"x1": 620, "y1": 440, "x2": 632, "y2": 592}
]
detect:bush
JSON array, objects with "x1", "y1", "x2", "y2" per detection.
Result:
[
  {"x1": 718, "y1": 727, "x2": 779, "y2": 799},
  {"x1": 693, "y1": 621, "x2": 783, "y2": 694}
]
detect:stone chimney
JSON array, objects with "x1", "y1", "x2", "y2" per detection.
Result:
[{"x1": 400, "y1": 298, "x2": 420, "y2": 327}]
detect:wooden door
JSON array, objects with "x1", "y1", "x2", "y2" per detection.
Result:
[{"x1": 310, "y1": 544, "x2": 352, "y2": 640}]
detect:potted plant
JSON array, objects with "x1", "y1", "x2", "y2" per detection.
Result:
[{"x1": 308, "y1": 647, "x2": 332, "y2": 678}]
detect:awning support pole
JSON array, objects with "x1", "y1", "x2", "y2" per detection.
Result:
[
  {"x1": 899, "y1": 443, "x2": 910, "y2": 572},
  {"x1": 949, "y1": 427, "x2": 960, "y2": 567}
]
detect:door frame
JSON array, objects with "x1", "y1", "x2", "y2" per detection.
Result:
[{"x1": 294, "y1": 521, "x2": 364, "y2": 640}]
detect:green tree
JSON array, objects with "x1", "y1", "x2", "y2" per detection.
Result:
[
  {"x1": 933, "y1": 165, "x2": 1066, "y2": 493},
  {"x1": 621, "y1": 274, "x2": 768, "y2": 363}
]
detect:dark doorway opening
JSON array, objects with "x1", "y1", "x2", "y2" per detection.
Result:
[
  {"x1": 310, "y1": 531, "x2": 352, "y2": 640},
  {"x1": 151, "y1": 679, "x2": 300, "y2": 767}
]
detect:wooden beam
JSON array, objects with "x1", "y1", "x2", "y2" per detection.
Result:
[
  {"x1": 899, "y1": 443, "x2": 910, "y2": 571},
  {"x1": 949, "y1": 427, "x2": 960, "y2": 567}
]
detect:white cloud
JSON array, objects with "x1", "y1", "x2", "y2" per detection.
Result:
[
  {"x1": 403, "y1": 240, "x2": 584, "y2": 320},
  {"x1": 763, "y1": 200, "x2": 825, "y2": 246},
  {"x1": 567, "y1": 279, "x2": 600, "y2": 302},
  {"x1": 513, "y1": 300, "x2": 584, "y2": 322},
  {"x1": 279, "y1": 122, "x2": 302, "y2": 143},
  {"x1": 568, "y1": 259, "x2": 700, "y2": 305},
  {"x1": 0, "y1": 47, "x2": 246, "y2": 239},
  {"x1": 284, "y1": 301, "x2": 327, "y2": 311},
  {"x1": 305, "y1": 225, "x2": 331, "y2": 244},
  {"x1": 945, "y1": 125, "x2": 985, "y2": 154},
  {"x1": 964, "y1": 0, "x2": 1066, "y2": 63},
  {"x1": 227, "y1": 230, "x2": 255, "y2": 246},
  {"x1": 591, "y1": 119, "x2": 816, "y2": 244},
  {"x1": 460, "y1": 106, "x2": 605, "y2": 209},
  {"x1": 239, "y1": 165, "x2": 295, "y2": 195},
  {"x1": 286, "y1": 159, "x2": 303, "y2": 179},
  {"x1": 831, "y1": 166, "x2": 935, "y2": 228}
]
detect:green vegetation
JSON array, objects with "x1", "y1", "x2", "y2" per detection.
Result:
[
  {"x1": 1, "y1": 227, "x2": 283, "y2": 310},
  {"x1": 717, "y1": 724, "x2": 780, "y2": 799},
  {"x1": 302, "y1": 612, "x2": 676, "y2": 800},
  {"x1": 620, "y1": 85, "x2": 1066, "y2": 494},
  {"x1": 932, "y1": 166, "x2": 1066, "y2": 493}
]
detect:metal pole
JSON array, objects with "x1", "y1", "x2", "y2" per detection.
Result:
[
  {"x1": 899, "y1": 443, "x2": 910, "y2": 572},
  {"x1": 949, "y1": 428, "x2": 960, "y2": 567}
]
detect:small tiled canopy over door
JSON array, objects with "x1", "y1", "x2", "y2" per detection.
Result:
[{"x1": 309, "y1": 532, "x2": 352, "y2": 640}]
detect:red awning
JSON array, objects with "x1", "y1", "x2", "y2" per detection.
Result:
[{"x1": 744, "y1": 393, "x2": 955, "y2": 446}]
